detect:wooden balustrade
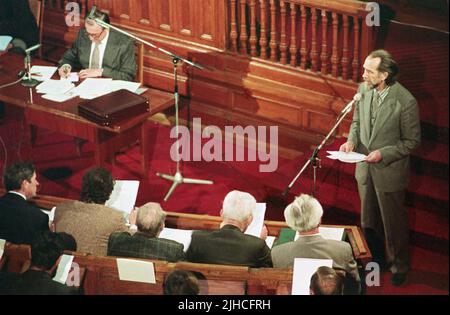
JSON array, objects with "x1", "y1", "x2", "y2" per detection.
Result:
[{"x1": 227, "y1": 0, "x2": 372, "y2": 82}]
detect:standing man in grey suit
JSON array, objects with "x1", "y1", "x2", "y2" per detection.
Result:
[
  {"x1": 271, "y1": 194, "x2": 360, "y2": 293},
  {"x1": 58, "y1": 8, "x2": 136, "y2": 81},
  {"x1": 340, "y1": 49, "x2": 421, "y2": 286}
]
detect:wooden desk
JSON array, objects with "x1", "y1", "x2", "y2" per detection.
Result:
[{"x1": 0, "y1": 53, "x2": 174, "y2": 177}]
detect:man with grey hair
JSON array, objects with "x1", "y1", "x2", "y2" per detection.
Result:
[
  {"x1": 271, "y1": 194, "x2": 360, "y2": 292},
  {"x1": 186, "y1": 190, "x2": 272, "y2": 267},
  {"x1": 107, "y1": 202, "x2": 185, "y2": 262}
]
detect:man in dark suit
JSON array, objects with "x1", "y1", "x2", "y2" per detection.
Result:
[
  {"x1": 0, "y1": 161, "x2": 49, "y2": 245},
  {"x1": 340, "y1": 49, "x2": 421, "y2": 286},
  {"x1": 107, "y1": 202, "x2": 185, "y2": 262},
  {"x1": 186, "y1": 190, "x2": 272, "y2": 268},
  {"x1": 0, "y1": 231, "x2": 79, "y2": 295},
  {"x1": 58, "y1": 8, "x2": 136, "y2": 81}
]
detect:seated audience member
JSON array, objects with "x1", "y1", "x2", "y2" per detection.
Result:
[
  {"x1": 107, "y1": 202, "x2": 185, "y2": 262},
  {"x1": 0, "y1": 161, "x2": 49, "y2": 245},
  {"x1": 0, "y1": 231, "x2": 79, "y2": 295},
  {"x1": 186, "y1": 190, "x2": 272, "y2": 268},
  {"x1": 310, "y1": 266, "x2": 344, "y2": 295},
  {"x1": 55, "y1": 232, "x2": 77, "y2": 252},
  {"x1": 58, "y1": 8, "x2": 136, "y2": 81},
  {"x1": 54, "y1": 167, "x2": 129, "y2": 256},
  {"x1": 0, "y1": 0, "x2": 39, "y2": 53},
  {"x1": 164, "y1": 269, "x2": 200, "y2": 295},
  {"x1": 271, "y1": 194, "x2": 360, "y2": 290}
]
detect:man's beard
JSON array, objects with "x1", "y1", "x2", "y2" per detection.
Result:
[{"x1": 365, "y1": 80, "x2": 380, "y2": 90}]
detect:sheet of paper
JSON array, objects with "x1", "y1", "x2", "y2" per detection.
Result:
[
  {"x1": 53, "y1": 254, "x2": 74, "y2": 284},
  {"x1": 36, "y1": 79, "x2": 75, "y2": 95},
  {"x1": 42, "y1": 92, "x2": 77, "y2": 103},
  {"x1": 109, "y1": 80, "x2": 141, "y2": 93},
  {"x1": 0, "y1": 239, "x2": 6, "y2": 261},
  {"x1": 116, "y1": 258, "x2": 156, "y2": 284},
  {"x1": 61, "y1": 72, "x2": 79, "y2": 82},
  {"x1": 105, "y1": 180, "x2": 140, "y2": 214},
  {"x1": 0, "y1": 36, "x2": 12, "y2": 51},
  {"x1": 41, "y1": 206, "x2": 56, "y2": 222},
  {"x1": 326, "y1": 151, "x2": 366, "y2": 163},
  {"x1": 29, "y1": 65, "x2": 58, "y2": 81},
  {"x1": 159, "y1": 228, "x2": 193, "y2": 252},
  {"x1": 294, "y1": 227, "x2": 345, "y2": 242},
  {"x1": 292, "y1": 258, "x2": 333, "y2": 295},
  {"x1": 265, "y1": 236, "x2": 276, "y2": 249},
  {"x1": 244, "y1": 203, "x2": 266, "y2": 237},
  {"x1": 72, "y1": 78, "x2": 112, "y2": 99}
]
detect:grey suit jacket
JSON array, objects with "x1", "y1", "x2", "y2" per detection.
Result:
[
  {"x1": 59, "y1": 28, "x2": 136, "y2": 81},
  {"x1": 271, "y1": 235, "x2": 360, "y2": 283},
  {"x1": 348, "y1": 82, "x2": 421, "y2": 192}
]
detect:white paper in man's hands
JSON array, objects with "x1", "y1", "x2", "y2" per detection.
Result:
[
  {"x1": 326, "y1": 151, "x2": 366, "y2": 163},
  {"x1": 41, "y1": 206, "x2": 56, "y2": 222},
  {"x1": 53, "y1": 254, "x2": 74, "y2": 284},
  {"x1": 292, "y1": 258, "x2": 333, "y2": 295},
  {"x1": 106, "y1": 180, "x2": 140, "y2": 214},
  {"x1": 244, "y1": 203, "x2": 266, "y2": 238},
  {"x1": 294, "y1": 227, "x2": 345, "y2": 241},
  {"x1": 159, "y1": 228, "x2": 193, "y2": 252}
]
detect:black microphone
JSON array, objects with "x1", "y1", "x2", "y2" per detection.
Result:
[
  {"x1": 17, "y1": 69, "x2": 26, "y2": 78},
  {"x1": 87, "y1": 5, "x2": 97, "y2": 20}
]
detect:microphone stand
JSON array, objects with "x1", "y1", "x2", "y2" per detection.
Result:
[
  {"x1": 21, "y1": 51, "x2": 39, "y2": 87},
  {"x1": 283, "y1": 102, "x2": 355, "y2": 197},
  {"x1": 93, "y1": 17, "x2": 213, "y2": 202}
]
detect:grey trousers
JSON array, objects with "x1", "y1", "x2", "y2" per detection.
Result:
[{"x1": 358, "y1": 174, "x2": 410, "y2": 274}]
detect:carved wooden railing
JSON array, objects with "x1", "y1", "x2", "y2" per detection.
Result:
[{"x1": 228, "y1": 0, "x2": 373, "y2": 82}]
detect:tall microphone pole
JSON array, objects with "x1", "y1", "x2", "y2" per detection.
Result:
[
  {"x1": 283, "y1": 94, "x2": 361, "y2": 197},
  {"x1": 21, "y1": 44, "x2": 41, "y2": 87},
  {"x1": 90, "y1": 7, "x2": 213, "y2": 201}
]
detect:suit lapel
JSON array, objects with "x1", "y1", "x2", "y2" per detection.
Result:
[{"x1": 102, "y1": 30, "x2": 116, "y2": 68}]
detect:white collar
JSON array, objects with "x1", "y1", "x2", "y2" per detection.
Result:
[{"x1": 9, "y1": 191, "x2": 27, "y2": 200}]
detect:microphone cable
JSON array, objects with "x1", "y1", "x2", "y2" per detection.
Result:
[{"x1": 0, "y1": 70, "x2": 27, "y2": 90}]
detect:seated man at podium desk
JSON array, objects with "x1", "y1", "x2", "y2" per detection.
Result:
[{"x1": 58, "y1": 8, "x2": 136, "y2": 81}]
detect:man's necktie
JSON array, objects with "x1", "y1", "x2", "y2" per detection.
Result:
[
  {"x1": 370, "y1": 91, "x2": 380, "y2": 133},
  {"x1": 91, "y1": 43, "x2": 100, "y2": 69}
]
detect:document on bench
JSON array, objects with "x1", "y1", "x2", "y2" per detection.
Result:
[
  {"x1": 292, "y1": 258, "x2": 333, "y2": 295},
  {"x1": 294, "y1": 227, "x2": 345, "y2": 241},
  {"x1": 117, "y1": 258, "x2": 156, "y2": 284},
  {"x1": 36, "y1": 79, "x2": 75, "y2": 95},
  {"x1": 0, "y1": 239, "x2": 5, "y2": 261},
  {"x1": 106, "y1": 180, "x2": 140, "y2": 215},
  {"x1": 72, "y1": 78, "x2": 113, "y2": 99},
  {"x1": 245, "y1": 203, "x2": 266, "y2": 238},
  {"x1": 53, "y1": 254, "x2": 74, "y2": 284},
  {"x1": 159, "y1": 228, "x2": 193, "y2": 252}
]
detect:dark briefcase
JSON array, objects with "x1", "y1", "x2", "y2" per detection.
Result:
[{"x1": 78, "y1": 89, "x2": 149, "y2": 127}]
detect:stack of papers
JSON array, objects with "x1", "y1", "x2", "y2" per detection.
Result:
[
  {"x1": 159, "y1": 228, "x2": 193, "y2": 252},
  {"x1": 72, "y1": 78, "x2": 141, "y2": 99},
  {"x1": 36, "y1": 79, "x2": 75, "y2": 95},
  {"x1": 326, "y1": 151, "x2": 366, "y2": 163}
]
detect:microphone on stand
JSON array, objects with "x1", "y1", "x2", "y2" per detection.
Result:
[
  {"x1": 87, "y1": 5, "x2": 97, "y2": 20},
  {"x1": 340, "y1": 93, "x2": 361, "y2": 114}
]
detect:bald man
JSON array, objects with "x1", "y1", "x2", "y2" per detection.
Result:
[{"x1": 107, "y1": 202, "x2": 185, "y2": 262}]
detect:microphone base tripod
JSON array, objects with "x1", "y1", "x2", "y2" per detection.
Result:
[{"x1": 156, "y1": 58, "x2": 213, "y2": 202}]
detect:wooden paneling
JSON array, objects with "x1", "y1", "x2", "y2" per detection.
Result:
[{"x1": 42, "y1": 0, "x2": 370, "y2": 154}]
